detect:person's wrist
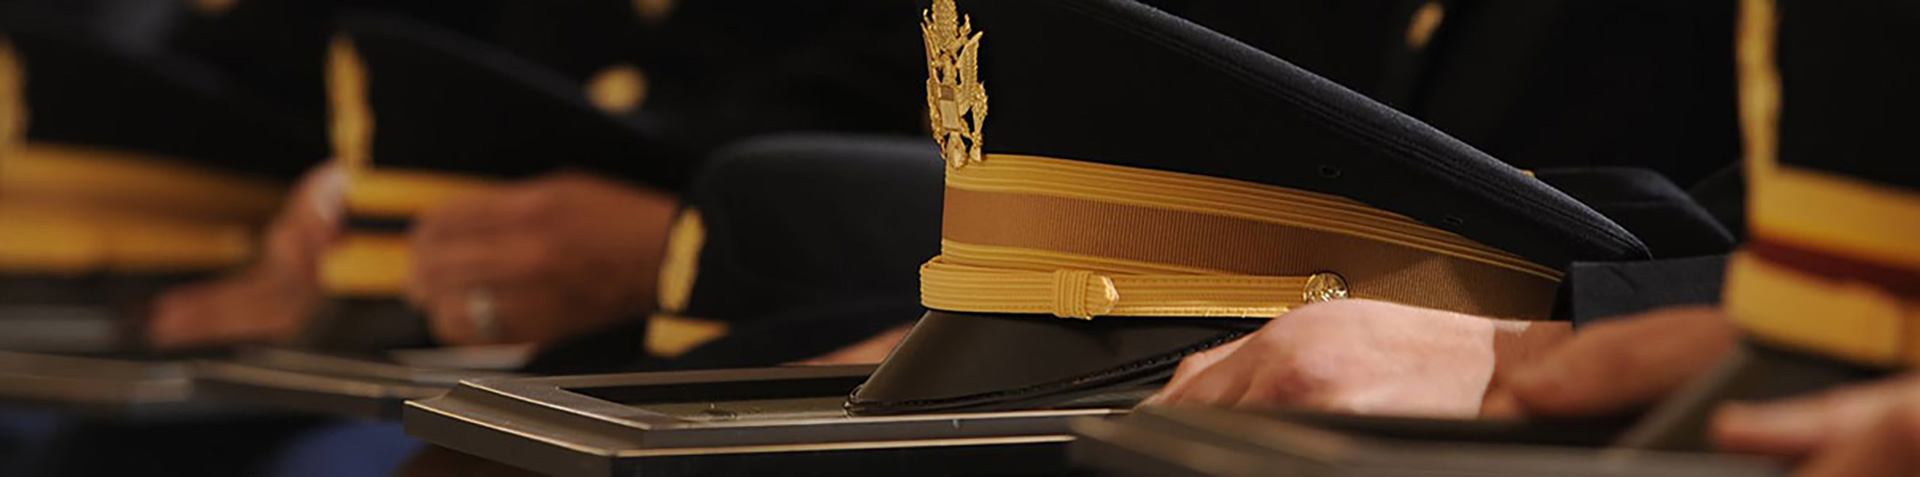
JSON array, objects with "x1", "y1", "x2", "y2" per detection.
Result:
[
  {"x1": 1492, "y1": 320, "x2": 1574, "y2": 368},
  {"x1": 1484, "y1": 320, "x2": 1574, "y2": 410}
]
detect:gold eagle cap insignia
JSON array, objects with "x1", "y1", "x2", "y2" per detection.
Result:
[{"x1": 923, "y1": 0, "x2": 987, "y2": 170}]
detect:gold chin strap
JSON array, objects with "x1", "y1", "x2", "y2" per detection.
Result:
[
  {"x1": 921, "y1": 155, "x2": 1561, "y2": 320},
  {"x1": 922, "y1": 241, "x2": 1346, "y2": 319}
]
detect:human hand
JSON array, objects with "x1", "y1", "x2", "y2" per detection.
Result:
[
  {"x1": 789, "y1": 325, "x2": 913, "y2": 366},
  {"x1": 1144, "y1": 299, "x2": 1569, "y2": 418},
  {"x1": 1480, "y1": 307, "x2": 1737, "y2": 418},
  {"x1": 408, "y1": 173, "x2": 678, "y2": 346},
  {"x1": 148, "y1": 162, "x2": 346, "y2": 349},
  {"x1": 1713, "y1": 373, "x2": 1920, "y2": 477}
]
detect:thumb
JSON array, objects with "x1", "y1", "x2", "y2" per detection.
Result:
[
  {"x1": 1502, "y1": 308, "x2": 1734, "y2": 417},
  {"x1": 1142, "y1": 336, "x2": 1251, "y2": 406},
  {"x1": 303, "y1": 162, "x2": 349, "y2": 225}
]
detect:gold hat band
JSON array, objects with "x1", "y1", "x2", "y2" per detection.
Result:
[
  {"x1": 946, "y1": 155, "x2": 1558, "y2": 278},
  {"x1": 319, "y1": 234, "x2": 409, "y2": 296},
  {"x1": 0, "y1": 142, "x2": 286, "y2": 221},
  {"x1": 344, "y1": 169, "x2": 497, "y2": 219},
  {"x1": 921, "y1": 155, "x2": 1560, "y2": 320},
  {"x1": 0, "y1": 204, "x2": 252, "y2": 273}
]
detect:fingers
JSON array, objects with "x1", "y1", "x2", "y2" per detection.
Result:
[
  {"x1": 1140, "y1": 336, "x2": 1250, "y2": 406},
  {"x1": 414, "y1": 196, "x2": 510, "y2": 246},
  {"x1": 1788, "y1": 405, "x2": 1920, "y2": 477},
  {"x1": 408, "y1": 186, "x2": 559, "y2": 297},
  {"x1": 297, "y1": 162, "x2": 348, "y2": 225},
  {"x1": 1158, "y1": 349, "x2": 1262, "y2": 407},
  {"x1": 408, "y1": 187, "x2": 556, "y2": 302},
  {"x1": 1479, "y1": 390, "x2": 1524, "y2": 418},
  {"x1": 1501, "y1": 307, "x2": 1736, "y2": 416},
  {"x1": 790, "y1": 325, "x2": 915, "y2": 365},
  {"x1": 1142, "y1": 300, "x2": 1505, "y2": 415},
  {"x1": 253, "y1": 163, "x2": 347, "y2": 276},
  {"x1": 404, "y1": 176, "x2": 671, "y2": 347},
  {"x1": 415, "y1": 183, "x2": 562, "y2": 244},
  {"x1": 422, "y1": 288, "x2": 477, "y2": 345},
  {"x1": 409, "y1": 229, "x2": 557, "y2": 300},
  {"x1": 147, "y1": 285, "x2": 218, "y2": 349},
  {"x1": 1173, "y1": 342, "x2": 1328, "y2": 411},
  {"x1": 146, "y1": 270, "x2": 316, "y2": 349},
  {"x1": 424, "y1": 286, "x2": 531, "y2": 346},
  {"x1": 1712, "y1": 375, "x2": 1920, "y2": 457},
  {"x1": 1231, "y1": 356, "x2": 1333, "y2": 410},
  {"x1": 409, "y1": 235, "x2": 505, "y2": 303},
  {"x1": 408, "y1": 184, "x2": 572, "y2": 346},
  {"x1": 1146, "y1": 338, "x2": 1286, "y2": 408},
  {"x1": 413, "y1": 243, "x2": 546, "y2": 346},
  {"x1": 412, "y1": 234, "x2": 575, "y2": 346}
]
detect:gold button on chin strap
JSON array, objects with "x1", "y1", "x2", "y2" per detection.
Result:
[{"x1": 1303, "y1": 272, "x2": 1350, "y2": 303}]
